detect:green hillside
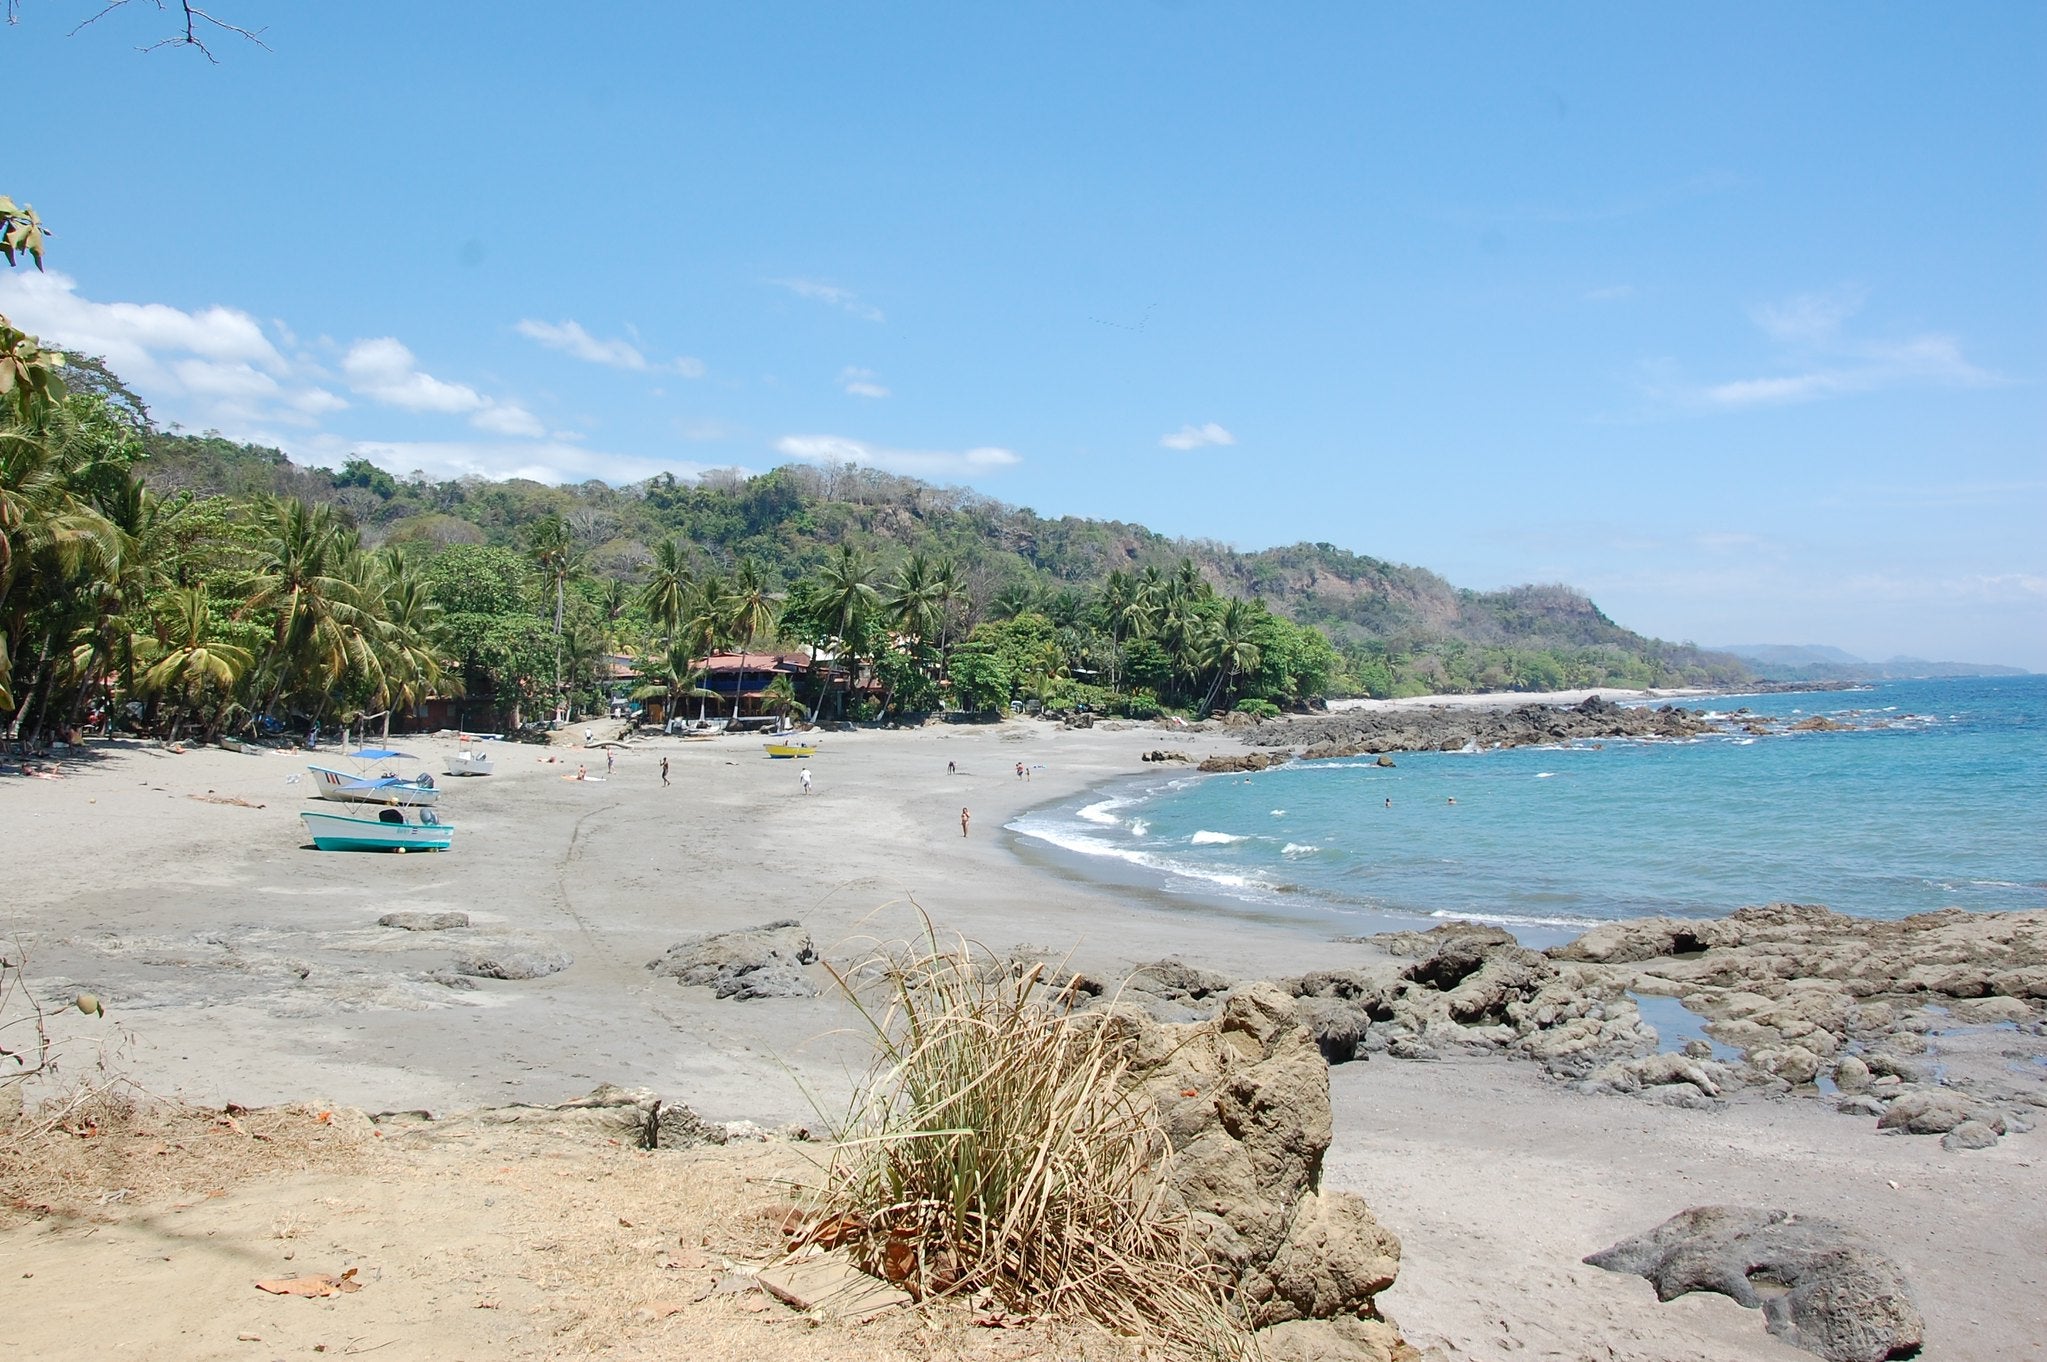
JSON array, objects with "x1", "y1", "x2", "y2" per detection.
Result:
[{"x1": 138, "y1": 424, "x2": 1749, "y2": 700}]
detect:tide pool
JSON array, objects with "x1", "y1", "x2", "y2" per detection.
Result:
[{"x1": 1009, "y1": 675, "x2": 2047, "y2": 936}]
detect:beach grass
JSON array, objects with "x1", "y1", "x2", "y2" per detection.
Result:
[{"x1": 797, "y1": 922, "x2": 1249, "y2": 1357}]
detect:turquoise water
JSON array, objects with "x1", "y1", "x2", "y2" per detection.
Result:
[{"x1": 1009, "y1": 676, "x2": 2047, "y2": 936}]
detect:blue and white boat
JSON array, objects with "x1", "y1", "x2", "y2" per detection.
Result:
[
  {"x1": 300, "y1": 804, "x2": 454, "y2": 852},
  {"x1": 306, "y1": 748, "x2": 440, "y2": 807}
]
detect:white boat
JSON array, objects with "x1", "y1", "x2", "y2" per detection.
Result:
[
  {"x1": 300, "y1": 804, "x2": 454, "y2": 852},
  {"x1": 306, "y1": 748, "x2": 440, "y2": 806},
  {"x1": 443, "y1": 750, "x2": 494, "y2": 777}
]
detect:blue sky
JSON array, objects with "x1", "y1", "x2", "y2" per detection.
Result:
[{"x1": 5, "y1": 4, "x2": 2042, "y2": 666}]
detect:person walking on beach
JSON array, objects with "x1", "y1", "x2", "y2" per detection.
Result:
[
  {"x1": 800, "y1": 766, "x2": 813, "y2": 795},
  {"x1": 1015, "y1": 761, "x2": 1024, "y2": 780},
  {"x1": 947, "y1": 760, "x2": 955, "y2": 775},
  {"x1": 606, "y1": 748, "x2": 615, "y2": 775},
  {"x1": 961, "y1": 807, "x2": 971, "y2": 837},
  {"x1": 660, "y1": 757, "x2": 670, "y2": 787}
]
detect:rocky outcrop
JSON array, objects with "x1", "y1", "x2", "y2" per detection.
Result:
[
  {"x1": 1280, "y1": 932, "x2": 1654, "y2": 1076},
  {"x1": 1141, "y1": 749, "x2": 1191, "y2": 763},
  {"x1": 1199, "y1": 751, "x2": 1293, "y2": 774},
  {"x1": 1586, "y1": 1205, "x2": 1923, "y2": 1362},
  {"x1": 454, "y1": 949, "x2": 572, "y2": 980},
  {"x1": 1244, "y1": 695, "x2": 1712, "y2": 759},
  {"x1": 1094, "y1": 985, "x2": 1413, "y2": 1360},
  {"x1": 648, "y1": 920, "x2": 820, "y2": 1000},
  {"x1": 1122, "y1": 958, "x2": 1238, "y2": 1023},
  {"x1": 378, "y1": 911, "x2": 469, "y2": 931},
  {"x1": 1548, "y1": 904, "x2": 2047, "y2": 1140},
  {"x1": 372, "y1": 1084, "x2": 790, "y2": 1150}
]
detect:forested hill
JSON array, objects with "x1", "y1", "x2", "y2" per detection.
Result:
[{"x1": 140, "y1": 427, "x2": 1749, "y2": 697}]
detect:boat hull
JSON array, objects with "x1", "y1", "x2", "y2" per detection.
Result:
[
  {"x1": 763, "y1": 743, "x2": 816, "y2": 758},
  {"x1": 300, "y1": 809, "x2": 454, "y2": 851},
  {"x1": 443, "y1": 754, "x2": 494, "y2": 776},
  {"x1": 306, "y1": 764, "x2": 441, "y2": 806}
]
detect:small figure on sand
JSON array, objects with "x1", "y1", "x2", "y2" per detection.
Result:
[
  {"x1": 947, "y1": 759, "x2": 956, "y2": 775},
  {"x1": 660, "y1": 757, "x2": 670, "y2": 787},
  {"x1": 576, "y1": 764, "x2": 588, "y2": 781},
  {"x1": 605, "y1": 748, "x2": 615, "y2": 774},
  {"x1": 1015, "y1": 761, "x2": 1024, "y2": 780},
  {"x1": 961, "y1": 807, "x2": 971, "y2": 837},
  {"x1": 800, "y1": 766, "x2": 812, "y2": 795},
  {"x1": 584, "y1": 727, "x2": 594, "y2": 746}
]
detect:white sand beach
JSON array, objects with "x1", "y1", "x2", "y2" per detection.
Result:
[{"x1": 4, "y1": 723, "x2": 2042, "y2": 1360}]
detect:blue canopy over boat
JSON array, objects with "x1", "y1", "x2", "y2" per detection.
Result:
[{"x1": 347, "y1": 748, "x2": 415, "y2": 761}]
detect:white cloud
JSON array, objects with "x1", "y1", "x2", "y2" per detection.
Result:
[
  {"x1": 1680, "y1": 289, "x2": 2001, "y2": 412},
  {"x1": 1751, "y1": 288, "x2": 1865, "y2": 345},
  {"x1": 469, "y1": 402, "x2": 546, "y2": 438},
  {"x1": 774, "y1": 434, "x2": 1020, "y2": 479},
  {"x1": 515, "y1": 317, "x2": 706, "y2": 379},
  {"x1": 1159, "y1": 421, "x2": 1236, "y2": 451},
  {"x1": 0, "y1": 268, "x2": 297, "y2": 425},
  {"x1": 324, "y1": 437, "x2": 734, "y2": 488},
  {"x1": 515, "y1": 318, "x2": 646, "y2": 370},
  {"x1": 341, "y1": 337, "x2": 486, "y2": 414},
  {"x1": 840, "y1": 366, "x2": 890, "y2": 399},
  {"x1": 771, "y1": 277, "x2": 885, "y2": 322}
]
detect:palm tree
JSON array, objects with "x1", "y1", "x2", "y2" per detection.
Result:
[
  {"x1": 1200, "y1": 597, "x2": 1263, "y2": 715},
  {"x1": 721, "y1": 557, "x2": 780, "y2": 721},
  {"x1": 138, "y1": 587, "x2": 251, "y2": 741},
  {"x1": 810, "y1": 544, "x2": 879, "y2": 721},
  {"x1": 640, "y1": 537, "x2": 694, "y2": 640},
  {"x1": 361, "y1": 549, "x2": 449, "y2": 739},
  {"x1": 632, "y1": 640, "x2": 717, "y2": 728},
  {"x1": 528, "y1": 514, "x2": 579, "y2": 721},
  {"x1": 238, "y1": 497, "x2": 364, "y2": 725},
  {"x1": 987, "y1": 580, "x2": 1039, "y2": 622}
]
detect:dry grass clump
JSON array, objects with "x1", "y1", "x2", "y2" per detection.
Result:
[
  {"x1": 800, "y1": 927, "x2": 1249, "y2": 1359},
  {"x1": 0, "y1": 1090, "x2": 376, "y2": 1225}
]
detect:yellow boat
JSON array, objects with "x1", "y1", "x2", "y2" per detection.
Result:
[{"x1": 763, "y1": 742, "x2": 817, "y2": 759}]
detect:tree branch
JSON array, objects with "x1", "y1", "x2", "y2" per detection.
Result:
[{"x1": 66, "y1": 0, "x2": 268, "y2": 61}]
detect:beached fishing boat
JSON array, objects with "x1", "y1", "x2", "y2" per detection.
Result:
[
  {"x1": 300, "y1": 804, "x2": 454, "y2": 852},
  {"x1": 306, "y1": 748, "x2": 440, "y2": 806},
  {"x1": 763, "y1": 741, "x2": 817, "y2": 758},
  {"x1": 443, "y1": 749, "x2": 494, "y2": 777}
]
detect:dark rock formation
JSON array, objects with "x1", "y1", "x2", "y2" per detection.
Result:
[
  {"x1": 1586, "y1": 1205, "x2": 1924, "y2": 1362},
  {"x1": 648, "y1": 919, "x2": 820, "y2": 1000},
  {"x1": 1199, "y1": 751, "x2": 1293, "y2": 774},
  {"x1": 1244, "y1": 696, "x2": 1712, "y2": 759}
]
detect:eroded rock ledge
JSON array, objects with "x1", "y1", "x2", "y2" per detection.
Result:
[{"x1": 1070, "y1": 905, "x2": 2047, "y2": 1149}]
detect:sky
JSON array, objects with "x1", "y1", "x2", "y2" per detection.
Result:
[{"x1": 4, "y1": 3, "x2": 2043, "y2": 667}]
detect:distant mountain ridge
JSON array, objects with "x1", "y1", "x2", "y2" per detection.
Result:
[{"x1": 1717, "y1": 644, "x2": 2029, "y2": 681}]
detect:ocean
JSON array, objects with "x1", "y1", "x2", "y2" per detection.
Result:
[{"x1": 1008, "y1": 675, "x2": 2047, "y2": 942}]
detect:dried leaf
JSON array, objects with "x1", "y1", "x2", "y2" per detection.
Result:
[{"x1": 254, "y1": 1268, "x2": 362, "y2": 1298}]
